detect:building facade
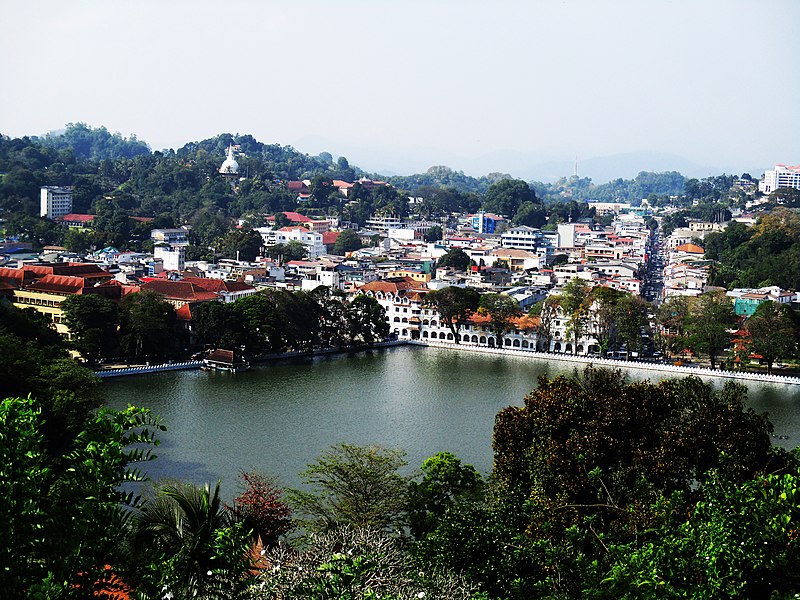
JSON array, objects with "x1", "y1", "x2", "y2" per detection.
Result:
[
  {"x1": 40, "y1": 186, "x2": 73, "y2": 219},
  {"x1": 759, "y1": 164, "x2": 800, "y2": 194}
]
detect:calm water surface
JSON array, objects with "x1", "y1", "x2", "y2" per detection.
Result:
[{"x1": 103, "y1": 346, "x2": 800, "y2": 492}]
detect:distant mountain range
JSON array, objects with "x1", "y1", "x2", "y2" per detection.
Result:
[{"x1": 374, "y1": 150, "x2": 765, "y2": 184}]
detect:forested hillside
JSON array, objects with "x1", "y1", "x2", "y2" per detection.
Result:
[
  {"x1": 0, "y1": 124, "x2": 762, "y2": 261},
  {"x1": 706, "y1": 207, "x2": 800, "y2": 291}
]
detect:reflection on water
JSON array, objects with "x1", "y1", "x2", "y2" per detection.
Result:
[{"x1": 103, "y1": 346, "x2": 800, "y2": 492}]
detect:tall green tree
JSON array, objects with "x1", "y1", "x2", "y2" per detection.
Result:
[
  {"x1": 561, "y1": 277, "x2": 592, "y2": 354},
  {"x1": 119, "y1": 289, "x2": 177, "y2": 358},
  {"x1": 686, "y1": 290, "x2": 737, "y2": 369},
  {"x1": 483, "y1": 179, "x2": 537, "y2": 218},
  {"x1": 347, "y1": 294, "x2": 390, "y2": 343},
  {"x1": 746, "y1": 300, "x2": 798, "y2": 374},
  {"x1": 614, "y1": 294, "x2": 651, "y2": 355},
  {"x1": 477, "y1": 293, "x2": 521, "y2": 347},
  {"x1": 423, "y1": 225, "x2": 443, "y2": 242},
  {"x1": 492, "y1": 367, "x2": 780, "y2": 597},
  {"x1": 405, "y1": 452, "x2": 483, "y2": 539},
  {"x1": 61, "y1": 293, "x2": 120, "y2": 363},
  {"x1": 423, "y1": 286, "x2": 480, "y2": 344},
  {"x1": 288, "y1": 443, "x2": 409, "y2": 532},
  {"x1": 216, "y1": 227, "x2": 264, "y2": 261},
  {"x1": 656, "y1": 295, "x2": 691, "y2": 356},
  {"x1": 437, "y1": 248, "x2": 471, "y2": 271},
  {"x1": 131, "y1": 481, "x2": 254, "y2": 598},
  {"x1": 331, "y1": 228, "x2": 363, "y2": 255}
]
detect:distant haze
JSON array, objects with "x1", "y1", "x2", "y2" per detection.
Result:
[{"x1": 2, "y1": 1, "x2": 797, "y2": 182}]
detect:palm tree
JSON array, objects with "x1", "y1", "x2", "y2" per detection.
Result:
[{"x1": 130, "y1": 481, "x2": 251, "y2": 598}]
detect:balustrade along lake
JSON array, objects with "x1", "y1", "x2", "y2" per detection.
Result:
[{"x1": 104, "y1": 345, "x2": 800, "y2": 493}]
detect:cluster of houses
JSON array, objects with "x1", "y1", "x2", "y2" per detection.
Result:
[
  {"x1": 5, "y1": 174, "x2": 800, "y2": 358},
  {"x1": 0, "y1": 202, "x2": 654, "y2": 355}
]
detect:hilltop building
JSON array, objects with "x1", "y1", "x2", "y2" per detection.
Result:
[
  {"x1": 759, "y1": 164, "x2": 800, "y2": 194},
  {"x1": 219, "y1": 145, "x2": 239, "y2": 176},
  {"x1": 40, "y1": 186, "x2": 73, "y2": 219}
]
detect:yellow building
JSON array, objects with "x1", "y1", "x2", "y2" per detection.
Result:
[{"x1": 385, "y1": 269, "x2": 432, "y2": 283}]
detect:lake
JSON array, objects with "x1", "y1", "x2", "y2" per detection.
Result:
[{"x1": 103, "y1": 345, "x2": 800, "y2": 494}]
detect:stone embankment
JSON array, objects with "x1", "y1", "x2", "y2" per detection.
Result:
[
  {"x1": 411, "y1": 339, "x2": 800, "y2": 386},
  {"x1": 95, "y1": 340, "x2": 408, "y2": 378},
  {"x1": 95, "y1": 360, "x2": 204, "y2": 378}
]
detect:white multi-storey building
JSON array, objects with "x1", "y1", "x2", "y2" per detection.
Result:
[
  {"x1": 501, "y1": 225, "x2": 544, "y2": 252},
  {"x1": 759, "y1": 164, "x2": 800, "y2": 194},
  {"x1": 256, "y1": 226, "x2": 325, "y2": 259},
  {"x1": 40, "y1": 186, "x2": 73, "y2": 219},
  {"x1": 151, "y1": 228, "x2": 190, "y2": 271}
]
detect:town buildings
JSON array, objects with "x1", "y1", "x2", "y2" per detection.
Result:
[
  {"x1": 759, "y1": 164, "x2": 800, "y2": 194},
  {"x1": 40, "y1": 186, "x2": 73, "y2": 219}
]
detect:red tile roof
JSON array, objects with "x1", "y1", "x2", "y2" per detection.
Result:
[
  {"x1": 180, "y1": 277, "x2": 254, "y2": 294},
  {"x1": 175, "y1": 303, "x2": 193, "y2": 321},
  {"x1": 23, "y1": 263, "x2": 111, "y2": 281},
  {"x1": 58, "y1": 213, "x2": 95, "y2": 223},
  {"x1": 322, "y1": 231, "x2": 340, "y2": 245},
  {"x1": 267, "y1": 211, "x2": 312, "y2": 223},
  {"x1": 141, "y1": 279, "x2": 219, "y2": 302},
  {"x1": 26, "y1": 274, "x2": 87, "y2": 294},
  {"x1": 0, "y1": 267, "x2": 31, "y2": 287}
]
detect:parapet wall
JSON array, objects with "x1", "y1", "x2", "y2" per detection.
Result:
[{"x1": 411, "y1": 339, "x2": 800, "y2": 386}]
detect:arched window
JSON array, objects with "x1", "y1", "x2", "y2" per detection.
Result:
[
  {"x1": 504, "y1": 338, "x2": 512, "y2": 346},
  {"x1": 447, "y1": 333, "x2": 454, "y2": 340},
  {"x1": 422, "y1": 331, "x2": 429, "y2": 338},
  {"x1": 480, "y1": 336, "x2": 487, "y2": 344},
  {"x1": 513, "y1": 339, "x2": 521, "y2": 347},
  {"x1": 472, "y1": 335, "x2": 479, "y2": 343}
]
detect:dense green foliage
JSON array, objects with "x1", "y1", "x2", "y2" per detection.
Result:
[
  {"x1": 0, "y1": 302, "x2": 164, "y2": 597},
  {"x1": 288, "y1": 443, "x2": 410, "y2": 532},
  {"x1": 706, "y1": 208, "x2": 800, "y2": 290},
  {"x1": 414, "y1": 367, "x2": 791, "y2": 598},
  {"x1": 2, "y1": 308, "x2": 799, "y2": 600},
  {"x1": 39, "y1": 122, "x2": 151, "y2": 161}
]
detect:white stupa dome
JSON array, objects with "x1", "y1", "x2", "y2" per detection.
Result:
[{"x1": 219, "y1": 145, "x2": 239, "y2": 175}]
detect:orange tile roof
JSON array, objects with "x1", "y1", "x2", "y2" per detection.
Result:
[
  {"x1": 359, "y1": 277, "x2": 418, "y2": 294},
  {"x1": 675, "y1": 243, "x2": 705, "y2": 254},
  {"x1": 181, "y1": 277, "x2": 254, "y2": 294}
]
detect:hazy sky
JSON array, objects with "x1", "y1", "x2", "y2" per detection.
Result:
[{"x1": 2, "y1": 0, "x2": 798, "y2": 179}]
